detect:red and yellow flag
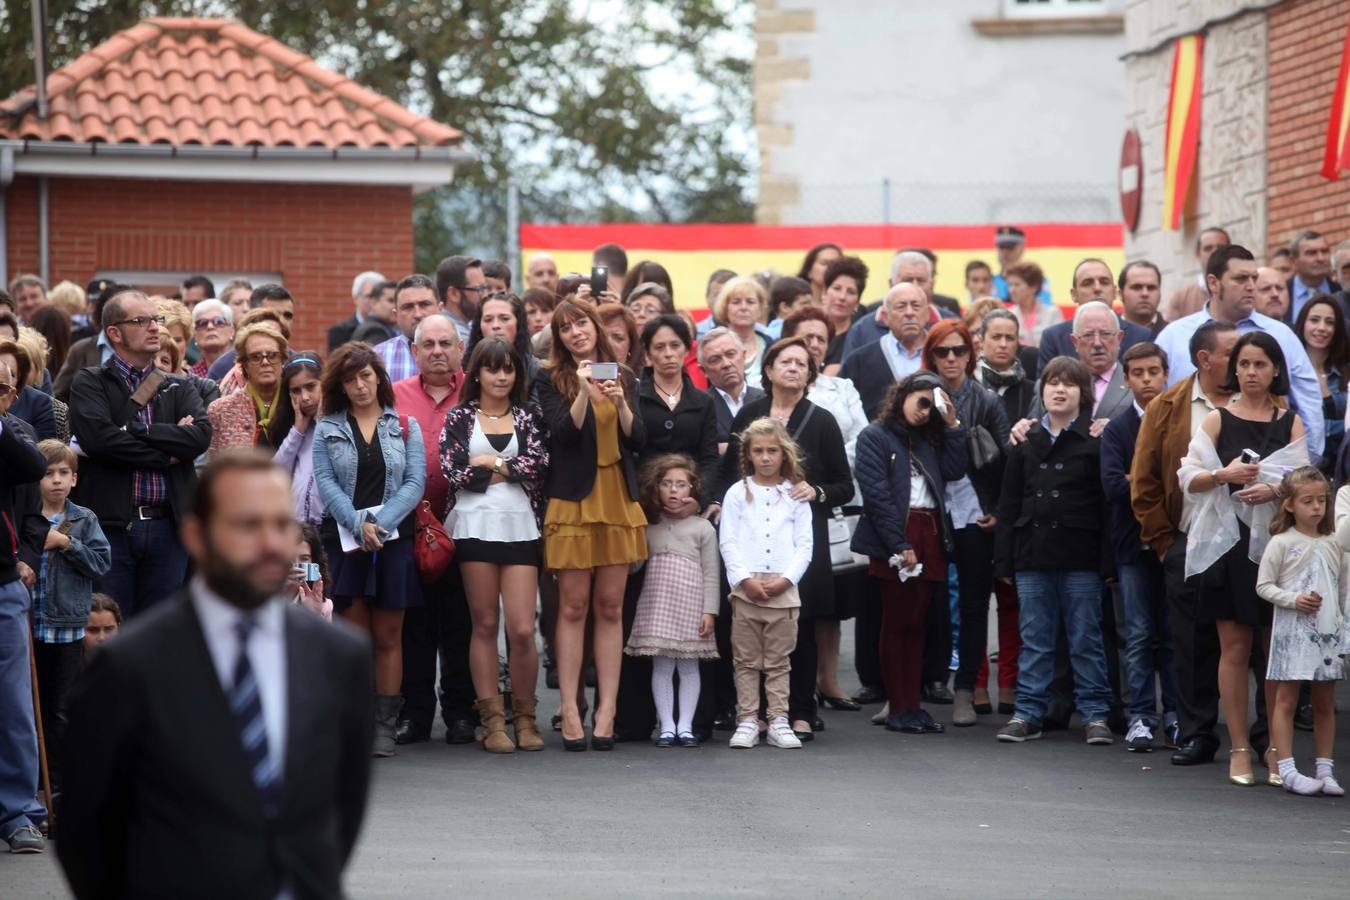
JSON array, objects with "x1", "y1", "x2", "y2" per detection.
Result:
[
  {"x1": 1321, "y1": 14, "x2": 1350, "y2": 180},
  {"x1": 1162, "y1": 35, "x2": 1203, "y2": 230}
]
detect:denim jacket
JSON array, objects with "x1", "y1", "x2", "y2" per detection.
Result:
[
  {"x1": 312, "y1": 406, "x2": 426, "y2": 537},
  {"x1": 41, "y1": 499, "x2": 113, "y2": 628}
]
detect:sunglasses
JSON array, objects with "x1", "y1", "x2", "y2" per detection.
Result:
[
  {"x1": 0, "y1": 382, "x2": 12, "y2": 397},
  {"x1": 915, "y1": 397, "x2": 933, "y2": 410},
  {"x1": 245, "y1": 351, "x2": 282, "y2": 365},
  {"x1": 194, "y1": 316, "x2": 229, "y2": 330},
  {"x1": 931, "y1": 345, "x2": 970, "y2": 359}
]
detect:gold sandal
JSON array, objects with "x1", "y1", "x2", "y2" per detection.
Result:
[
  {"x1": 1264, "y1": 747, "x2": 1283, "y2": 787},
  {"x1": 1228, "y1": 748, "x2": 1255, "y2": 786}
]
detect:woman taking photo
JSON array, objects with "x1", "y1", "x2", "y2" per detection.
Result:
[
  {"x1": 779, "y1": 306, "x2": 868, "y2": 710},
  {"x1": 613, "y1": 313, "x2": 721, "y2": 742},
  {"x1": 711, "y1": 276, "x2": 772, "y2": 384},
  {"x1": 442, "y1": 338, "x2": 551, "y2": 754},
  {"x1": 797, "y1": 242, "x2": 843, "y2": 304},
  {"x1": 922, "y1": 321, "x2": 1010, "y2": 726},
  {"x1": 852, "y1": 372, "x2": 966, "y2": 733},
  {"x1": 272, "y1": 352, "x2": 326, "y2": 528},
  {"x1": 1293, "y1": 293, "x2": 1349, "y2": 473},
  {"x1": 313, "y1": 343, "x2": 427, "y2": 758},
  {"x1": 717, "y1": 336, "x2": 853, "y2": 739},
  {"x1": 207, "y1": 322, "x2": 288, "y2": 455},
  {"x1": 534, "y1": 300, "x2": 648, "y2": 751},
  {"x1": 1181, "y1": 332, "x2": 1306, "y2": 784}
]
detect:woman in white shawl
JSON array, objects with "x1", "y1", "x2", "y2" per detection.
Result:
[{"x1": 1179, "y1": 332, "x2": 1306, "y2": 786}]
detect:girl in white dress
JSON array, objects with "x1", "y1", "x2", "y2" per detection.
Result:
[{"x1": 1256, "y1": 466, "x2": 1346, "y2": 795}]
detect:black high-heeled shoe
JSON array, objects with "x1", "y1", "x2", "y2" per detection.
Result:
[
  {"x1": 563, "y1": 736, "x2": 588, "y2": 752},
  {"x1": 817, "y1": 692, "x2": 861, "y2": 711},
  {"x1": 590, "y1": 734, "x2": 615, "y2": 751}
]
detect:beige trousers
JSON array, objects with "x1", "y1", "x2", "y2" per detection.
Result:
[{"x1": 730, "y1": 597, "x2": 799, "y2": 722}]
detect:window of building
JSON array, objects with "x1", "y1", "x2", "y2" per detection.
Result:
[{"x1": 1004, "y1": 0, "x2": 1106, "y2": 17}]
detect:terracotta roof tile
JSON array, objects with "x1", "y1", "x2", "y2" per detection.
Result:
[{"x1": 0, "y1": 17, "x2": 461, "y2": 148}]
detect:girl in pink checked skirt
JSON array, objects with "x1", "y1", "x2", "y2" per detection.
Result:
[{"x1": 624, "y1": 453, "x2": 721, "y2": 748}]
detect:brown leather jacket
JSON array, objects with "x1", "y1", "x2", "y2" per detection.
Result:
[{"x1": 1130, "y1": 375, "x2": 1196, "y2": 560}]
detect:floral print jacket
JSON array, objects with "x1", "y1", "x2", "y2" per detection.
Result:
[{"x1": 439, "y1": 401, "x2": 550, "y2": 526}]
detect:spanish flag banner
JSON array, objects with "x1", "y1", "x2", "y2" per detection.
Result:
[
  {"x1": 520, "y1": 223, "x2": 1123, "y2": 318},
  {"x1": 1162, "y1": 34, "x2": 1203, "y2": 230},
  {"x1": 1321, "y1": 14, "x2": 1350, "y2": 180}
]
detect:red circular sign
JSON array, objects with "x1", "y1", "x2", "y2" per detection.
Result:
[{"x1": 1120, "y1": 128, "x2": 1142, "y2": 233}]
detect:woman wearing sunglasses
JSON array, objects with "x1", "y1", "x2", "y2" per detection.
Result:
[
  {"x1": 206, "y1": 322, "x2": 289, "y2": 457},
  {"x1": 851, "y1": 372, "x2": 966, "y2": 735},
  {"x1": 922, "y1": 320, "x2": 1011, "y2": 727},
  {"x1": 188, "y1": 299, "x2": 235, "y2": 378}
]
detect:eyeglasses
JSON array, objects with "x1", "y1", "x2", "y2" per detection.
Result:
[
  {"x1": 245, "y1": 351, "x2": 282, "y2": 365},
  {"x1": 464, "y1": 284, "x2": 491, "y2": 294},
  {"x1": 1075, "y1": 330, "x2": 1119, "y2": 343},
  {"x1": 931, "y1": 345, "x2": 970, "y2": 359},
  {"x1": 194, "y1": 316, "x2": 229, "y2": 331},
  {"x1": 660, "y1": 480, "x2": 691, "y2": 491},
  {"x1": 111, "y1": 315, "x2": 166, "y2": 330}
]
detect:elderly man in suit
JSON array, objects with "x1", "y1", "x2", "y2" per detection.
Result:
[
  {"x1": 1283, "y1": 230, "x2": 1340, "y2": 324},
  {"x1": 839, "y1": 282, "x2": 930, "y2": 420},
  {"x1": 1018, "y1": 301, "x2": 1134, "y2": 426},
  {"x1": 58, "y1": 452, "x2": 373, "y2": 899},
  {"x1": 328, "y1": 270, "x2": 386, "y2": 352},
  {"x1": 1038, "y1": 259, "x2": 1154, "y2": 371},
  {"x1": 699, "y1": 327, "x2": 764, "y2": 454}
]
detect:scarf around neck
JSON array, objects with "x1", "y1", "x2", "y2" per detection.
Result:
[{"x1": 977, "y1": 356, "x2": 1025, "y2": 391}]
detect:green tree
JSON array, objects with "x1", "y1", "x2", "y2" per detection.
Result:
[{"x1": 2, "y1": 1, "x2": 755, "y2": 268}]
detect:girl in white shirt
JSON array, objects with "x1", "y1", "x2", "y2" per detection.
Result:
[{"x1": 719, "y1": 418, "x2": 814, "y2": 750}]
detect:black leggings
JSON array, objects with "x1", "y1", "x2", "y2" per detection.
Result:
[{"x1": 953, "y1": 525, "x2": 995, "y2": 692}]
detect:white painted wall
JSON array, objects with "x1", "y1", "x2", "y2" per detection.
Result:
[{"x1": 762, "y1": 0, "x2": 1125, "y2": 224}]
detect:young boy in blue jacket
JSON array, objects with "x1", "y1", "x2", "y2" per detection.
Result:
[{"x1": 32, "y1": 439, "x2": 111, "y2": 779}]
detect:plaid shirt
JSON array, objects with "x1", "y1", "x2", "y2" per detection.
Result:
[
  {"x1": 375, "y1": 334, "x2": 418, "y2": 383},
  {"x1": 109, "y1": 352, "x2": 168, "y2": 507},
  {"x1": 32, "y1": 511, "x2": 84, "y2": 644}
]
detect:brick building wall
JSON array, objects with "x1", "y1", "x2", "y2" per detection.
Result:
[
  {"x1": 1266, "y1": 0, "x2": 1350, "y2": 256},
  {"x1": 4, "y1": 175, "x2": 415, "y2": 354}
]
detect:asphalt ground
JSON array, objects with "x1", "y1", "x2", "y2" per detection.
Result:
[{"x1": 6, "y1": 647, "x2": 1348, "y2": 899}]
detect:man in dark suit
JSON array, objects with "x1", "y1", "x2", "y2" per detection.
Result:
[
  {"x1": 1100, "y1": 342, "x2": 1176, "y2": 752},
  {"x1": 699, "y1": 326, "x2": 765, "y2": 450},
  {"x1": 840, "y1": 283, "x2": 929, "y2": 420},
  {"x1": 328, "y1": 270, "x2": 386, "y2": 351},
  {"x1": 1038, "y1": 259, "x2": 1154, "y2": 370},
  {"x1": 1283, "y1": 230, "x2": 1340, "y2": 325},
  {"x1": 58, "y1": 452, "x2": 374, "y2": 899}
]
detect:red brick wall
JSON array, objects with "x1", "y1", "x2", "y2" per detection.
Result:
[
  {"x1": 1267, "y1": 0, "x2": 1350, "y2": 255},
  {"x1": 4, "y1": 175, "x2": 414, "y2": 354}
]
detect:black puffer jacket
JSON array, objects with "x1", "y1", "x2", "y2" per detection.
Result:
[{"x1": 851, "y1": 418, "x2": 967, "y2": 559}]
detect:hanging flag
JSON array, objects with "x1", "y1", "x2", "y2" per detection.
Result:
[
  {"x1": 1162, "y1": 35, "x2": 1203, "y2": 230},
  {"x1": 1321, "y1": 14, "x2": 1350, "y2": 180}
]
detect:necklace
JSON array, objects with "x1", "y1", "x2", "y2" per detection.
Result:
[
  {"x1": 654, "y1": 377, "x2": 682, "y2": 408},
  {"x1": 478, "y1": 405, "x2": 511, "y2": 421}
]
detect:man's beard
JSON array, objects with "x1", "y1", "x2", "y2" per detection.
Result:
[{"x1": 200, "y1": 541, "x2": 290, "y2": 610}]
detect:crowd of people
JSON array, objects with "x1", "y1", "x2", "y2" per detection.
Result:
[{"x1": 3, "y1": 224, "x2": 1350, "y2": 857}]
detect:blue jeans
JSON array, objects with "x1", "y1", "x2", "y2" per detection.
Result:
[
  {"x1": 98, "y1": 518, "x2": 189, "y2": 618},
  {"x1": 1117, "y1": 557, "x2": 1177, "y2": 727},
  {"x1": 1013, "y1": 570, "x2": 1113, "y2": 726},
  {"x1": 0, "y1": 579, "x2": 46, "y2": 838}
]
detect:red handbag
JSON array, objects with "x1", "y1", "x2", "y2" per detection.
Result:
[{"x1": 413, "y1": 499, "x2": 455, "y2": 583}]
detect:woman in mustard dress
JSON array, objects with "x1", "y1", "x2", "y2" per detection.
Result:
[{"x1": 534, "y1": 299, "x2": 648, "y2": 750}]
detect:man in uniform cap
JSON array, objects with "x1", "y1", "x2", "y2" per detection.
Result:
[{"x1": 993, "y1": 226, "x2": 1051, "y2": 304}]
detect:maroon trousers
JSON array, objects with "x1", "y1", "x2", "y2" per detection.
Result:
[{"x1": 876, "y1": 576, "x2": 933, "y2": 714}]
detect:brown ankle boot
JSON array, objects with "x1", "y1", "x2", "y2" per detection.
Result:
[
  {"x1": 512, "y1": 695, "x2": 545, "y2": 751},
  {"x1": 474, "y1": 696, "x2": 515, "y2": 753}
]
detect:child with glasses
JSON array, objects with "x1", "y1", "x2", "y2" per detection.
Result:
[{"x1": 624, "y1": 454, "x2": 721, "y2": 748}]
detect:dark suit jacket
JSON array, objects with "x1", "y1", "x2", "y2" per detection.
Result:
[
  {"x1": 1101, "y1": 405, "x2": 1144, "y2": 564},
  {"x1": 837, "y1": 340, "x2": 896, "y2": 421},
  {"x1": 57, "y1": 590, "x2": 374, "y2": 900},
  {"x1": 351, "y1": 318, "x2": 397, "y2": 346},
  {"x1": 1284, "y1": 277, "x2": 1344, "y2": 324},
  {"x1": 1037, "y1": 314, "x2": 1155, "y2": 371},
  {"x1": 53, "y1": 335, "x2": 103, "y2": 402},
  {"x1": 11, "y1": 384, "x2": 56, "y2": 440},
  {"x1": 327, "y1": 315, "x2": 361, "y2": 352},
  {"x1": 708, "y1": 384, "x2": 764, "y2": 445}
]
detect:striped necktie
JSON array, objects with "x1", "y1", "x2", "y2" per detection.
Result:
[{"x1": 229, "y1": 617, "x2": 281, "y2": 818}]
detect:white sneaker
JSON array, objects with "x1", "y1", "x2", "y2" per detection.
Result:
[
  {"x1": 766, "y1": 717, "x2": 803, "y2": 749},
  {"x1": 729, "y1": 720, "x2": 759, "y2": 749}
]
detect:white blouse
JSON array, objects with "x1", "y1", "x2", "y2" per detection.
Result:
[{"x1": 448, "y1": 419, "x2": 539, "y2": 543}]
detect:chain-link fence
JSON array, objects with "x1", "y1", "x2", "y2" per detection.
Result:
[{"x1": 785, "y1": 180, "x2": 1118, "y2": 225}]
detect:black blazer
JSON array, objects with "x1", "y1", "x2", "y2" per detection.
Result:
[
  {"x1": 716, "y1": 397, "x2": 853, "y2": 614},
  {"x1": 994, "y1": 414, "x2": 1105, "y2": 578},
  {"x1": 837, "y1": 340, "x2": 896, "y2": 421},
  {"x1": 69, "y1": 359, "x2": 213, "y2": 529},
  {"x1": 1284, "y1": 278, "x2": 1344, "y2": 324},
  {"x1": 708, "y1": 384, "x2": 764, "y2": 444},
  {"x1": 327, "y1": 315, "x2": 361, "y2": 352},
  {"x1": 534, "y1": 367, "x2": 646, "y2": 502},
  {"x1": 636, "y1": 369, "x2": 720, "y2": 479},
  {"x1": 57, "y1": 591, "x2": 374, "y2": 900},
  {"x1": 1100, "y1": 405, "x2": 1144, "y2": 565}
]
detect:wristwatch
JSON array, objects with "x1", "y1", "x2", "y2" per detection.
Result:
[{"x1": 493, "y1": 457, "x2": 504, "y2": 474}]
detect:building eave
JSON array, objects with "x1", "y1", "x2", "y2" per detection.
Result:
[{"x1": 0, "y1": 139, "x2": 475, "y2": 191}]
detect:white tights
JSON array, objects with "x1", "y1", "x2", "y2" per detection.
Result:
[{"x1": 651, "y1": 656, "x2": 701, "y2": 736}]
